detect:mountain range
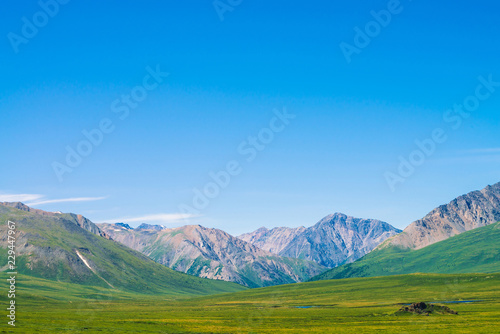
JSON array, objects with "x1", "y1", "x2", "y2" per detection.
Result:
[
  {"x1": 312, "y1": 221, "x2": 500, "y2": 280},
  {"x1": 99, "y1": 223, "x2": 326, "y2": 288},
  {"x1": 312, "y1": 182, "x2": 500, "y2": 280},
  {"x1": 2, "y1": 181, "x2": 499, "y2": 293},
  {"x1": 239, "y1": 213, "x2": 402, "y2": 268},
  {"x1": 0, "y1": 202, "x2": 244, "y2": 296}
]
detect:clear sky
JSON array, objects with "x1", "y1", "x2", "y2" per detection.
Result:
[{"x1": 1, "y1": 0, "x2": 500, "y2": 235}]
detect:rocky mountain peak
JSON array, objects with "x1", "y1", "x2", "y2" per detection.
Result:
[
  {"x1": 1, "y1": 202, "x2": 59, "y2": 216},
  {"x1": 114, "y1": 222, "x2": 133, "y2": 229},
  {"x1": 383, "y1": 181, "x2": 500, "y2": 250},
  {"x1": 0, "y1": 202, "x2": 111, "y2": 240},
  {"x1": 136, "y1": 223, "x2": 167, "y2": 231}
]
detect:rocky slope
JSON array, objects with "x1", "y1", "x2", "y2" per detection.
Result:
[
  {"x1": 239, "y1": 226, "x2": 306, "y2": 254},
  {"x1": 100, "y1": 223, "x2": 326, "y2": 288},
  {"x1": 239, "y1": 213, "x2": 402, "y2": 268},
  {"x1": 0, "y1": 202, "x2": 244, "y2": 295},
  {"x1": 381, "y1": 182, "x2": 500, "y2": 250}
]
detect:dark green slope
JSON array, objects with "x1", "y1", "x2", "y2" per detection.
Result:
[
  {"x1": 0, "y1": 203, "x2": 245, "y2": 296},
  {"x1": 311, "y1": 222, "x2": 500, "y2": 281}
]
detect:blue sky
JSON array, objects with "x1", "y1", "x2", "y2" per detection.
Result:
[{"x1": 1, "y1": 0, "x2": 500, "y2": 235}]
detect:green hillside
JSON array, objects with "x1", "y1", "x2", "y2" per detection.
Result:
[
  {"x1": 0, "y1": 204, "x2": 245, "y2": 296},
  {"x1": 311, "y1": 222, "x2": 500, "y2": 281}
]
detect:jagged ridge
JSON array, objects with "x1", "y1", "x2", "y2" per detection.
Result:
[{"x1": 239, "y1": 213, "x2": 402, "y2": 268}]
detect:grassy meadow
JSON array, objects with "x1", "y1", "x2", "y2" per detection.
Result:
[{"x1": 1, "y1": 272, "x2": 499, "y2": 333}]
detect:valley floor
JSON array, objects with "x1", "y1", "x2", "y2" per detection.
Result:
[{"x1": 2, "y1": 273, "x2": 500, "y2": 333}]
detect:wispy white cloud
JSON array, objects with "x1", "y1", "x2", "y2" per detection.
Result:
[
  {"x1": 0, "y1": 193, "x2": 44, "y2": 202},
  {"x1": 459, "y1": 148, "x2": 500, "y2": 154},
  {"x1": 27, "y1": 196, "x2": 108, "y2": 206},
  {"x1": 433, "y1": 155, "x2": 500, "y2": 165},
  {"x1": 430, "y1": 148, "x2": 500, "y2": 165},
  {"x1": 100, "y1": 213, "x2": 198, "y2": 224},
  {"x1": 0, "y1": 192, "x2": 108, "y2": 207}
]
